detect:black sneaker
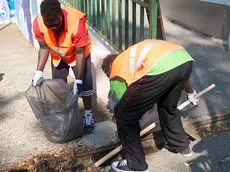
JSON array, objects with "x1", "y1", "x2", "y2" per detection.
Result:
[
  {"x1": 111, "y1": 160, "x2": 148, "y2": 172},
  {"x1": 180, "y1": 146, "x2": 193, "y2": 157}
]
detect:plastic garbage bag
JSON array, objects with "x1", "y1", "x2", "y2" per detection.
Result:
[
  {"x1": 107, "y1": 90, "x2": 160, "y2": 133},
  {"x1": 25, "y1": 79, "x2": 84, "y2": 143}
]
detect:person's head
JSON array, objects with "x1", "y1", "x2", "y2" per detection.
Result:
[
  {"x1": 101, "y1": 54, "x2": 119, "y2": 77},
  {"x1": 40, "y1": 0, "x2": 63, "y2": 31}
]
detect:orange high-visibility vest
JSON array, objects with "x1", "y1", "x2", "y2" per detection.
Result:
[
  {"x1": 110, "y1": 39, "x2": 185, "y2": 86},
  {"x1": 37, "y1": 6, "x2": 91, "y2": 67}
]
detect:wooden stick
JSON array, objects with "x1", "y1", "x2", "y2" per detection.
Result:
[
  {"x1": 95, "y1": 84, "x2": 215, "y2": 167},
  {"x1": 177, "y1": 84, "x2": 215, "y2": 110},
  {"x1": 94, "y1": 123, "x2": 156, "y2": 167}
]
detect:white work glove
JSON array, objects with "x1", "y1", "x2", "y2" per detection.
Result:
[
  {"x1": 73, "y1": 79, "x2": 83, "y2": 96},
  {"x1": 187, "y1": 89, "x2": 199, "y2": 105},
  {"x1": 32, "y1": 71, "x2": 43, "y2": 86}
]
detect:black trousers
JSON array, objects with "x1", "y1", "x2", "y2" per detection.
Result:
[
  {"x1": 114, "y1": 62, "x2": 193, "y2": 171},
  {"x1": 51, "y1": 54, "x2": 93, "y2": 97}
]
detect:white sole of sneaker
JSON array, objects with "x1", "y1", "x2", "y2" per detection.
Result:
[
  {"x1": 181, "y1": 152, "x2": 193, "y2": 157},
  {"x1": 111, "y1": 165, "x2": 148, "y2": 172}
]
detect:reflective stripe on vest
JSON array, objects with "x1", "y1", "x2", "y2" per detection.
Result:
[
  {"x1": 134, "y1": 40, "x2": 163, "y2": 75},
  {"x1": 50, "y1": 47, "x2": 68, "y2": 57},
  {"x1": 110, "y1": 39, "x2": 185, "y2": 86},
  {"x1": 129, "y1": 43, "x2": 140, "y2": 77}
]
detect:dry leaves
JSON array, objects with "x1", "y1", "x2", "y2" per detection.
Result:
[{"x1": 0, "y1": 144, "x2": 100, "y2": 172}]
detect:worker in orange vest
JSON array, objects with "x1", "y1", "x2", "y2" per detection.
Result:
[
  {"x1": 101, "y1": 39, "x2": 198, "y2": 172},
  {"x1": 32, "y1": 0, "x2": 95, "y2": 134}
]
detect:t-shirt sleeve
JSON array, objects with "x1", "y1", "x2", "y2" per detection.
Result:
[
  {"x1": 110, "y1": 80, "x2": 127, "y2": 100},
  {"x1": 73, "y1": 15, "x2": 89, "y2": 47},
  {"x1": 33, "y1": 16, "x2": 45, "y2": 42}
]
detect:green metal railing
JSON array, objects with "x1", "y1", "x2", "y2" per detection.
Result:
[{"x1": 64, "y1": 0, "x2": 158, "y2": 51}]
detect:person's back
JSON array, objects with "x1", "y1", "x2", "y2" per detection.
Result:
[
  {"x1": 110, "y1": 39, "x2": 194, "y2": 86},
  {"x1": 103, "y1": 39, "x2": 194, "y2": 101}
]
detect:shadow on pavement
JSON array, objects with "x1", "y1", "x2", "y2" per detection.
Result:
[
  {"x1": 0, "y1": 73, "x2": 4, "y2": 82},
  {"x1": 187, "y1": 133, "x2": 230, "y2": 172},
  {"x1": 0, "y1": 23, "x2": 11, "y2": 31},
  {"x1": 0, "y1": 93, "x2": 24, "y2": 124}
]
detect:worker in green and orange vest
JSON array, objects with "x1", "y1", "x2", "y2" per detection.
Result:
[
  {"x1": 32, "y1": 0, "x2": 95, "y2": 134},
  {"x1": 101, "y1": 39, "x2": 198, "y2": 172}
]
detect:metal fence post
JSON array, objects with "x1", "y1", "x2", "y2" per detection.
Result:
[{"x1": 149, "y1": 0, "x2": 157, "y2": 39}]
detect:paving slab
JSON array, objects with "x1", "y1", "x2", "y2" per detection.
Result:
[{"x1": 146, "y1": 132, "x2": 230, "y2": 172}]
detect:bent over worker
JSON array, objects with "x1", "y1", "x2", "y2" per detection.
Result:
[
  {"x1": 32, "y1": 0, "x2": 95, "y2": 133},
  {"x1": 101, "y1": 39, "x2": 198, "y2": 172}
]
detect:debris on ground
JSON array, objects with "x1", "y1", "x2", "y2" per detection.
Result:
[
  {"x1": 218, "y1": 156, "x2": 230, "y2": 166},
  {"x1": 195, "y1": 120, "x2": 230, "y2": 139},
  {"x1": 183, "y1": 161, "x2": 193, "y2": 167},
  {"x1": 0, "y1": 145, "x2": 100, "y2": 172},
  {"x1": 2, "y1": 120, "x2": 230, "y2": 172},
  {"x1": 0, "y1": 142, "x2": 124, "y2": 172}
]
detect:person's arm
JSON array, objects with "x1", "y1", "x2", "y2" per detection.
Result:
[
  {"x1": 184, "y1": 80, "x2": 194, "y2": 94},
  {"x1": 74, "y1": 47, "x2": 85, "y2": 80},
  {"x1": 73, "y1": 16, "x2": 89, "y2": 80},
  {"x1": 72, "y1": 16, "x2": 89, "y2": 95},
  {"x1": 32, "y1": 17, "x2": 50, "y2": 86},
  {"x1": 32, "y1": 41, "x2": 49, "y2": 86},
  {"x1": 185, "y1": 80, "x2": 199, "y2": 105},
  {"x1": 37, "y1": 41, "x2": 49, "y2": 71},
  {"x1": 72, "y1": 46, "x2": 85, "y2": 95}
]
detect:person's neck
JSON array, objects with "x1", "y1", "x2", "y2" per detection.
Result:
[{"x1": 59, "y1": 14, "x2": 65, "y2": 31}]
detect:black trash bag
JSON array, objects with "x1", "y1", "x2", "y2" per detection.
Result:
[
  {"x1": 107, "y1": 90, "x2": 160, "y2": 133},
  {"x1": 25, "y1": 79, "x2": 84, "y2": 143}
]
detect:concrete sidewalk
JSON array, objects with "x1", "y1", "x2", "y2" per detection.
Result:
[
  {"x1": 0, "y1": 23, "x2": 116, "y2": 167},
  {"x1": 146, "y1": 132, "x2": 230, "y2": 172},
  {"x1": 0, "y1": 15, "x2": 230, "y2": 170},
  {"x1": 163, "y1": 17, "x2": 230, "y2": 120}
]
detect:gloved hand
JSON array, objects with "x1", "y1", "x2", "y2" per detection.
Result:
[
  {"x1": 73, "y1": 79, "x2": 83, "y2": 96},
  {"x1": 32, "y1": 71, "x2": 44, "y2": 86},
  {"x1": 187, "y1": 89, "x2": 199, "y2": 105}
]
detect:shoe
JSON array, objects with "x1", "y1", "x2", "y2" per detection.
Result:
[
  {"x1": 111, "y1": 160, "x2": 148, "y2": 172},
  {"x1": 163, "y1": 143, "x2": 177, "y2": 153},
  {"x1": 84, "y1": 113, "x2": 95, "y2": 134},
  {"x1": 180, "y1": 146, "x2": 193, "y2": 157},
  {"x1": 164, "y1": 143, "x2": 193, "y2": 157}
]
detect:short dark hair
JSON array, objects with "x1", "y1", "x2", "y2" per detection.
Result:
[
  {"x1": 101, "y1": 54, "x2": 119, "y2": 75},
  {"x1": 40, "y1": 0, "x2": 62, "y2": 21}
]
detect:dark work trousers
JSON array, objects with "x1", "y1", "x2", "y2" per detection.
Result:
[
  {"x1": 51, "y1": 54, "x2": 93, "y2": 97},
  {"x1": 114, "y1": 62, "x2": 193, "y2": 171}
]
